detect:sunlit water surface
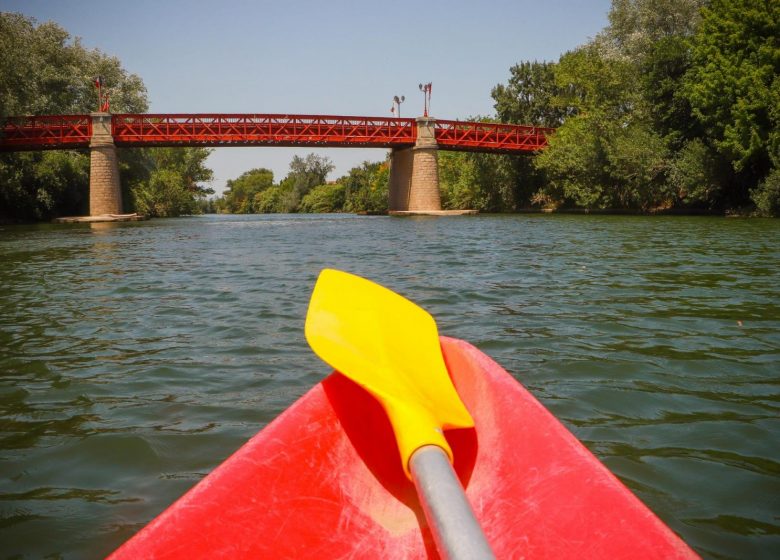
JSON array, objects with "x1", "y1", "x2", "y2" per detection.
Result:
[{"x1": 1, "y1": 214, "x2": 778, "y2": 559}]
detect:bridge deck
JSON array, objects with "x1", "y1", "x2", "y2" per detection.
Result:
[
  {"x1": 0, "y1": 114, "x2": 551, "y2": 153},
  {"x1": 0, "y1": 115, "x2": 92, "y2": 150},
  {"x1": 112, "y1": 114, "x2": 417, "y2": 148}
]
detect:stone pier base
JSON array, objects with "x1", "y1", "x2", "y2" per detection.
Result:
[
  {"x1": 53, "y1": 213, "x2": 147, "y2": 224},
  {"x1": 89, "y1": 112, "x2": 123, "y2": 216},
  {"x1": 389, "y1": 209, "x2": 478, "y2": 217},
  {"x1": 408, "y1": 144, "x2": 441, "y2": 211}
]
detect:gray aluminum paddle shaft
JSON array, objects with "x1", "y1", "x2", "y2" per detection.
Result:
[{"x1": 409, "y1": 445, "x2": 496, "y2": 560}]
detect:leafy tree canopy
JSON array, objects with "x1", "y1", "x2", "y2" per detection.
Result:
[
  {"x1": 491, "y1": 0, "x2": 779, "y2": 214},
  {"x1": 223, "y1": 168, "x2": 274, "y2": 213},
  {"x1": 683, "y1": 0, "x2": 779, "y2": 178},
  {"x1": 0, "y1": 13, "x2": 213, "y2": 221}
]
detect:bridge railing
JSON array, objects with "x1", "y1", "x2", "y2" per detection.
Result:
[
  {"x1": 435, "y1": 120, "x2": 553, "y2": 153},
  {"x1": 112, "y1": 114, "x2": 417, "y2": 148},
  {"x1": 0, "y1": 115, "x2": 91, "y2": 151},
  {"x1": 1, "y1": 114, "x2": 556, "y2": 153}
]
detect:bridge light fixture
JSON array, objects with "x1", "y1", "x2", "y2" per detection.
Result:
[
  {"x1": 392, "y1": 95, "x2": 405, "y2": 118},
  {"x1": 418, "y1": 83, "x2": 432, "y2": 117}
]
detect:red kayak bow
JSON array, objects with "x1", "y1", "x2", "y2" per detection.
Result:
[{"x1": 108, "y1": 336, "x2": 699, "y2": 559}]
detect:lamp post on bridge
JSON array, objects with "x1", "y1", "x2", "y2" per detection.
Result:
[
  {"x1": 391, "y1": 95, "x2": 405, "y2": 118},
  {"x1": 418, "y1": 82, "x2": 432, "y2": 117},
  {"x1": 93, "y1": 76, "x2": 110, "y2": 112}
]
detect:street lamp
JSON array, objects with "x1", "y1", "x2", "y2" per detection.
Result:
[
  {"x1": 418, "y1": 82, "x2": 432, "y2": 117},
  {"x1": 93, "y1": 75, "x2": 110, "y2": 112},
  {"x1": 391, "y1": 95, "x2": 405, "y2": 118}
]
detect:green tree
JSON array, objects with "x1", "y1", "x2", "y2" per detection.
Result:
[
  {"x1": 683, "y1": 0, "x2": 779, "y2": 208},
  {"x1": 604, "y1": 121, "x2": 670, "y2": 209},
  {"x1": 250, "y1": 153, "x2": 336, "y2": 213},
  {"x1": 131, "y1": 148, "x2": 214, "y2": 217},
  {"x1": 533, "y1": 40, "x2": 646, "y2": 209},
  {"x1": 640, "y1": 35, "x2": 701, "y2": 149},
  {"x1": 439, "y1": 151, "x2": 518, "y2": 212},
  {"x1": 534, "y1": 113, "x2": 609, "y2": 208},
  {"x1": 222, "y1": 168, "x2": 274, "y2": 213},
  {"x1": 604, "y1": 0, "x2": 704, "y2": 63},
  {"x1": 667, "y1": 138, "x2": 726, "y2": 207},
  {"x1": 0, "y1": 151, "x2": 91, "y2": 220},
  {"x1": 492, "y1": 61, "x2": 571, "y2": 128},
  {"x1": 286, "y1": 153, "x2": 335, "y2": 202},
  {"x1": 491, "y1": 63, "x2": 567, "y2": 206},
  {"x1": 253, "y1": 183, "x2": 298, "y2": 213},
  {"x1": 751, "y1": 168, "x2": 780, "y2": 216},
  {"x1": 530, "y1": 0, "x2": 746, "y2": 212},
  {"x1": 342, "y1": 161, "x2": 389, "y2": 214},
  {"x1": 299, "y1": 182, "x2": 346, "y2": 213}
]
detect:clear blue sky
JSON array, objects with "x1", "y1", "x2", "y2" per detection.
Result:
[{"x1": 2, "y1": 0, "x2": 611, "y2": 194}]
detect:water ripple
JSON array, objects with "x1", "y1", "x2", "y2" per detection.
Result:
[{"x1": 1, "y1": 214, "x2": 779, "y2": 559}]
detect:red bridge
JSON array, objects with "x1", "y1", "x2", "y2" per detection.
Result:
[
  {"x1": 0, "y1": 113, "x2": 551, "y2": 153},
  {"x1": 0, "y1": 113, "x2": 553, "y2": 217}
]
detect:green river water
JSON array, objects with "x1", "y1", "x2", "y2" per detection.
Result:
[{"x1": 0, "y1": 213, "x2": 778, "y2": 559}]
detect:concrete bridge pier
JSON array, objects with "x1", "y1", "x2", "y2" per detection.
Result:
[
  {"x1": 89, "y1": 112, "x2": 122, "y2": 216},
  {"x1": 389, "y1": 117, "x2": 441, "y2": 213}
]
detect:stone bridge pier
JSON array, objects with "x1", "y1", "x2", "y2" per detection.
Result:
[
  {"x1": 388, "y1": 117, "x2": 474, "y2": 216},
  {"x1": 89, "y1": 112, "x2": 122, "y2": 216},
  {"x1": 389, "y1": 117, "x2": 441, "y2": 213}
]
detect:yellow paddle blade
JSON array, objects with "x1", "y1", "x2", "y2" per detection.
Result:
[{"x1": 305, "y1": 269, "x2": 474, "y2": 477}]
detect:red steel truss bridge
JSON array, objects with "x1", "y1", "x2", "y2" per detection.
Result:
[{"x1": 0, "y1": 114, "x2": 553, "y2": 154}]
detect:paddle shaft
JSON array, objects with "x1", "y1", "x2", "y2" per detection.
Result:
[{"x1": 409, "y1": 445, "x2": 496, "y2": 560}]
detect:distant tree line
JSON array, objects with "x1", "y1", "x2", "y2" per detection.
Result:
[
  {"x1": 0, "y1": 13, "x2": 213, "y2": 222},
  {"x1": 209, "y1": 154, "x2": 389, "y2": 215}
]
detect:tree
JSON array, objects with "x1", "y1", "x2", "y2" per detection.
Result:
[
  {"x1": 640, "y1": 35, "x2": 701, "y2": 150},
  {"x1": 342, "y1": 161, "x2": 389, "y2": 214},
  {"x1": 131, "y1": 148, "x2": 214, "y2": 217},
  {"x1": 667, "y1": 138, "x2": 726, "y2": 207},
  {"x1": 604, "y1": 121, "x2": 670, "y2": 209},
  {"x1": 287, "y1": 154, "x2": 335, "y2": 199},
  {"x1": 527, "y1": 0, "x2": 764, "y2": 212},
  {"x1": 251, "y1": 153, "x2": 337, "y2": 213},
  {"x1": 532, "y1": 39, "x2": 651, "y2": 209},
  {"x1": 603, "y1": 0, "x2": 704, "y2": 64},
  {"x1": 683, "y1": 0, "x2": 779, "y2": 207},
  {"x1": 222, "y1": 168, "x2": 274, "y2": 213},
  {"x1": 253, "y1": 183, "x2": 298, "y2": 213},
  {"x1": 751, "y1": 168, "x2": 780, "y2": 216},
  {"x1": 492, "y1": 61, "x2": 571, "y2": 128},
  {"x1": 439, "y1": 151, "x2": 518, "y2": 212},
  {"x1": 491, "y1": 62, "x2": 570, "y2": 207},
  {"x1": 0, "y1": 14, "x2": 147, "y2": 119},
  {"x1": 534, "y1": 113, "x2": 610, "y2": 208},
  {"x1": 299, "y1": 182, "x2": 346, "y2": 213}
]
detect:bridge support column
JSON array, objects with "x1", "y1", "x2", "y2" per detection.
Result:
[
  {"x1": 389, "y1": 147, "x2": 413, "y2": 211},
  {"x1": 389, "y1": 117, "x2": 441, "y2": 213},
  {"x1": 89, "y1": 112, "x2": 122, "y2": 216}
]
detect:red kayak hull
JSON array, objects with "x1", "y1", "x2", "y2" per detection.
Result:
[{"x1": 109, "y1": 337, "x2": 698, "y2": 559}]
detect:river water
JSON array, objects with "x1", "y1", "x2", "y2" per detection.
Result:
[{"x1": 0, "y1": 213, "x2": 778, "y2": 559}]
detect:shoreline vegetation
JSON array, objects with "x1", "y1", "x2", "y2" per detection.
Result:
[{"x1": 2, "y1": 1, "x2": 778, "y2": 223}]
